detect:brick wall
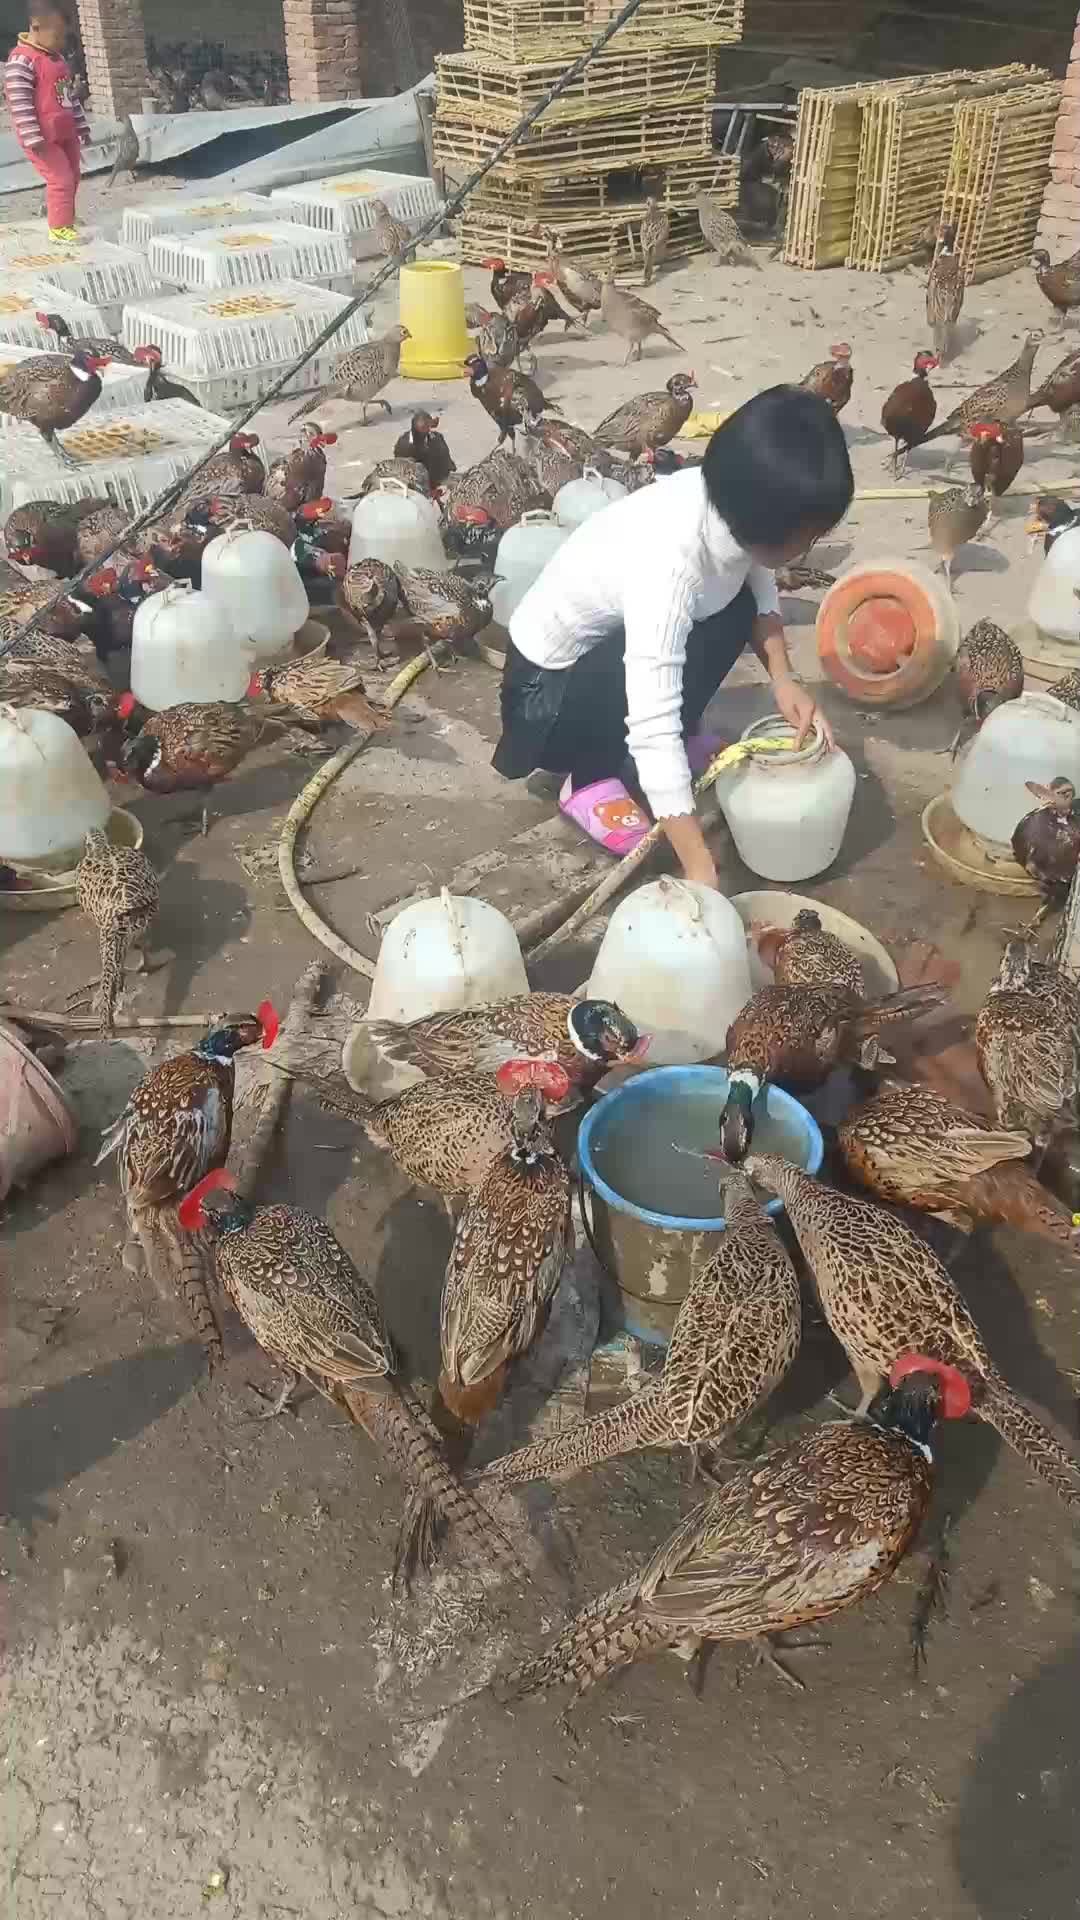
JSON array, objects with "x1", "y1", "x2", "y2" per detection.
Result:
[
  {"x1": 75, "y1": 0, "x2": 149, "y2": 116},
  {"x1": 284, "y1": 0, "x2": 361, "y2": 100},
  {"x1": 1038, "y1": 11, "x2": 1080, "y2": 254}
]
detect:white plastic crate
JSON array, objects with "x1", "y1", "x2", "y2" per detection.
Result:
[
  {"x1": 121, "y1": 191, "x2": 286, "y2": 249},
  {"x1": 0, "y1": 278, "x2": 118, "y2": 347},
  {"x1": 1, "y1": 398, "x2": 234, "y2": 519},
  {"x1": 147, "y1": 222, "x2": 354, "y2": 294},
  {"x1": 0, "y1": 341, "x2": 147, "y2": 423},
  {"x1": 120, "y1": 280, "x2": 370, "y2": 412},
  {"x1": 270, "y1": 169, "x2": 442, "y2": 258},
  {"x1": 19, "y1": 239, "x2": 161, "y2": 335}
]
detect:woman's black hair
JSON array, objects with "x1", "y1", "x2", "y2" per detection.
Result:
[{"x1": 702, "y1": 384, "x2": 854, "y2": 549}]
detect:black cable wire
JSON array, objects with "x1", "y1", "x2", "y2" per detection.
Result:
[{"x1": 2, "y1": 0, "x2": 650, "y2": 659}]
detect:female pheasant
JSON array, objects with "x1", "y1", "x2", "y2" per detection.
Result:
[
  {"x1": 74, "y1": 827, "x2": 159, "y2": 1037},
  {"x1": 746, "y1": 1155, "x2": 1080, "y2": 1509},
  {"x1": 476, "y1": 1171, "x2": 799, "y2": 1489},
  {"x1": 178, "y1": 1172, "x2": 521, "y2": 1588}
]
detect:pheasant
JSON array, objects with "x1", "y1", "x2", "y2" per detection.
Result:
[
  {"x1": 177, "y1": 1172, "x2": 521, "y2": 1588},
  {"x1": 393, "y1": 411, "x2": 454, "y2": 490},
  {"x1": 1011, "y1": 780, "x2": 1080, "y2": 931},
  {"x1": 370, "y1": 197, "x2": 413, "y2": 263},
  {"x1": 592, "y1": 372, "x2": 696, "y2": 455},
  {"x1": 95, "y1": 1007, "x2": 278, "y2": 1364},
  {"x1": 131, "y1": 343, "x2": 199, "y2": 407},
  {"x1": 539, "y1": 231, "x2": 602, "y2": 322},
  {"x1": 249, "y1": 638, "x2": 387, "y2": 732},
  {"x1": 393, "y1": 566, "x2": 493, "y2": 669},
  {"x1": 289, "y1": 327, "x2": 410, "y2": 427},
  {"x1": 336, "y1": 557, "x2": 401, "y2": 669},
  {"x1": 1026, "y1": 346, "x2": 1080, "y2": 419},
  {"x1": 74, "y1": 827, "x2": 159, "y2": 1037},
  {"x1": 1033, "y1": 247, "x2": 1080, "y2": 326},
  {"x1": 639, "y1": 196, "x2": 670, "y2": 285},
  {"x1": 476, "y1": 1172, "x2": 799, "y2": 1489},
  {"x1": 747, "y1": 1155, "x2": 1080, "y2": 1509},
  {"x1": 107, "y1": 111, "x2": 141, "y2": 188},
  {"x1": 312, "y1": 1070, "x2": 517, "y2": 1203},
  {"x1": 599, "y1": 271, "x2": 684, "y2": 364},
  {"x1": 489, "y1": 1360, "x2": 968, "y2": 1703},
  {"x1": 465, "y1": 354, "x2": 550, "y2": 445},
  {"x1": 920, "y1": 333, "x2": 1042, "y2": 444},
  {"x1": 975, "y1": 941, "x2": 1080, "y2": 1147},
  {"x1": 264, "y1": 423, "x2": 337, "y2": 510},
  {"x1": 347, "y1": 991, "x2": 644, "y2": 1102},
  {"x1": 695, "y1": 194, "x2": 758, "y2": 268},
  {"x1": 0, "y1": 348, "x2": 110, "y2": 467},
  {"x1": 928, "y1": 482, "x2": 988, "y2": 591},
  {"x1": 880, "y1": 351, "x2": 938, "y2": 473},
  {"x1": 800, "y1": 344, "x2": 853, "y2": 415},
  {"x1": 720, "y1": 980, "x2": 948, "y2": 1159},
  {"x1": 967, "y1": 421, "x2": 1024, "y2": 522},
  {"x1": 836, "y1": 1078, "x2": 1080, "y2": 1253},
  {"x1": 926, "y1": 224, "x2": 965, "y2": 364},
  {"x1": 763, "y1": 908, "x2": 865, "y2": 995},
  {"x1": 119, "y1": 698, "x2": 263, "y2": 834},
  {"x1": 949, "y1": 620, "x2": 1024, "y2": 757}
]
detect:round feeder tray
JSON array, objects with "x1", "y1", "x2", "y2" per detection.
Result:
[
  {"x1": 817, "y1": 557, "x2": 959, "y2": 708},
  {"x1": 921, "y1": 793, "x2": 1040, "y2": 895},
  {"x1": 0, "y1": 806, "x2": 145, "y2": 912},
  {"x1": 729, "y1": 890, "x2": 899, "y2": 996},
  {"x1": 1011, "y1": 616, "x2": 1080, "y2": 687}
]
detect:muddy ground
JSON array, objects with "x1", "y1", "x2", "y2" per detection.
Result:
[{"x1": 3, "y1": 166, "x2": 1080, "y2": 1920}]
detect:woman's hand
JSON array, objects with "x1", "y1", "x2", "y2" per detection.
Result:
[
  {"x1": 660, "y1": 812, "x2": 718, "y2": 890},
  {"x1": 773, "y1": 673, "x2": 835, "y2": 751}
]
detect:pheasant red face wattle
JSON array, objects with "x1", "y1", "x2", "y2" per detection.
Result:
[{"x1": 890, "y1": 1351, "x2": 972, "y2": 1419}]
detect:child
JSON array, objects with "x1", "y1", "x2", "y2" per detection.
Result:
[
  {"x1": 4, "y1": 3, "x2": 91, "y2": 243},
  {"x1": 493, "y1": 384, "x2": 854, "y2": 889}
]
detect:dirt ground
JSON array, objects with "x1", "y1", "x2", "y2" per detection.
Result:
[{"x1": 3, "y1": 166, "x2": 1080, "y2": 1920}]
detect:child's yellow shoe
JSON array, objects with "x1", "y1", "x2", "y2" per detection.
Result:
[{"x1": 48, "y1": 226, "x2": 80, "y2": 244}]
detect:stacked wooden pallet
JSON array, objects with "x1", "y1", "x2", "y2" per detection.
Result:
[
  {"x1": 942, "y1": 80, "x2": 1063, "y2": 283},
  {"x1": 784, "y1": 65, "x2": 1055, "y2": 275},
  {"x1": 435, "y1": 0, "x2": 742, "y2": 270}
]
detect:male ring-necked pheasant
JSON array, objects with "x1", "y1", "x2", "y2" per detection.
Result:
[
  {"x1": 475, "y1": 1171, "x2": 799, "y2": 1490},
  {"x1": 349, "y1": 990, "x2": 644, "y2": 1104},
  {"x1": 746, "y1": 1155, "x2": 1080, "y2": 1509},
  {"x1": 836, "y1": 1079, "x2": 1079, "y2": 1251},
  {"x1": 74, "y1": 827, "x2": 159, "y2": 1037},
  {"x1": 488, "y1": 1360, "x2": 968, "y2": 1703},
  {"x1": 178, "y1": 1172, "x2": 521, "y2": 1588},
  {"x1": 720, "y1": 979, "x2": 948, "y2": 1160},
  {"x1": 95, "y1": 1006, "x2": 278, "y2": 1363}
]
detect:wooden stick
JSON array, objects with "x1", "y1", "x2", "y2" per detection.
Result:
[
  {"x1": 0, "y1": 1005, "x2": 249, "y2": 1032},
  {"x1": 231, "y1": 960, "x2": 327, "y2": 1201}
]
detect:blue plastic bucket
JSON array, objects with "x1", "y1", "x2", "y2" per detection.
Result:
[{"x1": 578, "y1": 1065, "x2": 823, "y2": 1347}]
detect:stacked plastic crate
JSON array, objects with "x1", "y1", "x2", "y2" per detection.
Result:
[{"x1": 435, "y1": 0, "x2": 743, "y2": 272}]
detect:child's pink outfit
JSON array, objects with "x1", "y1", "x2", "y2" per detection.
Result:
[{"x1": 3, "y1": 36, "x2": 90, "y2": 231}]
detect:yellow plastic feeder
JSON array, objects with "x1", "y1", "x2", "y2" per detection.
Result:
[{"x1": 398, "y1": 260, "x2": 473, "y2": 380}]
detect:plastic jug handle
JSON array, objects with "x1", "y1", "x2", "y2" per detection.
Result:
[
  {"x1": 582, "y1": 465, "x2": 601, "y2": 482},
  {"x1": 519, "y1": 509, "x2": 555, "y2": 526},
  {"x1": 440, "y1": 886, "x2": 467, "y2": 979},
  {"x1": 373, "y1": 478, "x2": 410, "y2": 496},
  {"x1": 668, "y1": 877, "x2": 703, "y2": 926}
]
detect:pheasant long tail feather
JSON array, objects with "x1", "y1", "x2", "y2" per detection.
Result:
[
  {"x1": 495, "y1": 1580, "x2": 674, "y2": 1701},
  {"x1": 133, "y1": 1204, "x2": 224, "y2": 1368},
  {"x1": 979, "y1": 1371, "x2": 1080, "y2": 1509},
  {"x1": 851, "y1": 981, "x2": 950, "y2": 1033},
  {"x1": 289, "y1": 384, "x2": 339, "y2": 425},
  {"x1": 965, "y1": 1164, "x2": 1080, "y2": 1252},
  {"x1": 344, "y1": 1385, "x2": 526, "y2": 1586},
  {"x1": 656, "y1": 323, "x2": 684, "y2": 348},
  {"x1": 478, "y1": 1385, "x2": 669, "y2": 1489}
]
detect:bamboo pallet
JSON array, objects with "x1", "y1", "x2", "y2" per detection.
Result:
[
  {"x1": 461, "y1": 0, "x2": 741, "y2": 58},
  {"x1": 848, "y1": 66, "x2": 1049, "y2": 272},
  {"x1": 456, "y1": 203, "x2": 712, "y2": 270},
  {"x1": 782, "y1": 65, "x2": 1045, "y2": 271},
  {"x1": 434, "y1": 97, "x2": 712, "y2": 181},
  {"x1": 436, "y1": 42, "x2": 715, "y2": 132},
  {"x1": 941, "y1": 81, "x2": 1061, "y2": 283},
  {"x1": 454, "y1": 150, "x2": 739, "y2": 223}
]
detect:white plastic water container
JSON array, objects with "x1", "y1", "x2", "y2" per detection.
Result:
[
  {"x1": 130, "y1": 582, "x2": 255, "y2": 708},
  {"x1": 367, "y1": 888, "x2": 529, "y2": 1024},
  {"x1": 588, "y1": 877, "x2": 752, "y2": 1064},
  {"x1": 0, "y1": 705, "x2": 109, "y2": 864},
  {"x1": 951, "y1": 690, "x2": 1080, "y2": 852},
  {"x1": 554, "y1": 466, "x2": 627, "y2": 531},
  {"x1": 1028, "y1": 523, "x2": 1080, "y2": 643},
  {"x1": 717, "y1": 716, "x2": 856, "y2": 883},
  {"x1": 201, "y1": 527, "x2": 310, "y2": 664},
  {"x1": 348, "y1": 478, "x2": 447, "y2": 573},
  {"x1": 490, "y1": 511, "x2": 569, "y2": 627}
]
